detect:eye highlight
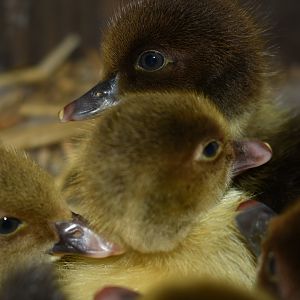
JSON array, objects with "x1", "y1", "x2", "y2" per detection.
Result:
[
  {"x1": 136, "y1": 50, "x2": 167, "y2": 72},
  {"x1": 266, "y1": 252, "x2": 278, "y2": 282},
  {"x1": 0, "y1": 217, "x2": 22, "y2": 235}
]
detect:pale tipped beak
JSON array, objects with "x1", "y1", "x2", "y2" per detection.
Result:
[
  {"x1": 232, "y1": 140, "x2": 273, "y2": 176},
  {"x1": 236, "y1": 200, "x2": 276, "y2": 257},
  {"x1": 59, "y1": 76, "x2": 119, "y2": 122},
  {"x1": 50, "y1": 214, "x2": 124, "y2": 258}
]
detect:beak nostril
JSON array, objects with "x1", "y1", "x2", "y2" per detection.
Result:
[{"x1": 71, "y1": 228, "x2": 83, "y2": 238}]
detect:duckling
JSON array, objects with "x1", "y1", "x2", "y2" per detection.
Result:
[
  {"x1": 52, "y1": 93, "x2": 272, "y2": 300},
  {"x1": 0, "y1": 147, "x2": 115, "y2": 285},
  {"x1": 59, "y1": 92, "x2": 271, "y2": 253},
  {"x1": 257, "y1": 199, "x2": 300, "y2": 300},
  {"x1": 94, "y1": 280, "x2": 273, "y2": 300},
  {"x1": 60, "y1": 0, "x2": 266, "y2": 128},
  {"x1": 0, "y1": 264, "x2": 66, "y2": 300}
]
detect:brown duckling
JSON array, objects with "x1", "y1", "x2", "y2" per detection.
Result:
[
  {"x1": 94, "y1": 280, "x2": 273, "y2": 300},
  {"x1": 60, "y1": 0, "x2": 266, "y2": 129},
  {"x1": 52, "y1": 92, "x2": 272, "y2": 300},
  {"x1": 256, "y1": 199, "x2": 300, "y2": 300},
  {"x1": 0, "y1": 147, "x2": 116, "y2": 285}
]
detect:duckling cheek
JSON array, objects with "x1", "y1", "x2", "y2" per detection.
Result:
[{"x1": 59, "y1": 75, "x2": 119, "y2": 122}]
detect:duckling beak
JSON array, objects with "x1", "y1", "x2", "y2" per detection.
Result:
[
  {"x1": 94, "y1": 286, "x2": 140, "y2": 300},
  {"x1": 232, "y1": 140, "x2": 272, "y2": 176},
  {"x1": 59, "y1": 76, "x2": 118, "y2": 122},
  {"x1": 236, "y1": 200, "x2": 276, "y2": 257},
  {"x1": 50, "y1": 214, "x2": 125, "y2": 258}
]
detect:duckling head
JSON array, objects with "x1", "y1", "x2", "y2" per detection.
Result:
[
  {"x1": 61, "y1": 0, "x2": 266, "y2": 123},
  {"x1": 0, "y1": 148, "x2": 118, "y2": 275},
  {"x1": 257, "y1": 202, "x2": 300, "y2": 300},
  {"x1": 0, "y1": 148, "x2": 72, "y2": 272},
  {"x1": 68, "y1": 92, "x2": 271, "y2": 254}
]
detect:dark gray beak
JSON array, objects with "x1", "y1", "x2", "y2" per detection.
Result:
[
  {"x1": 236, "y1": 200, "x2": 276, "y2": 258},
  {"x1": 59, "y1": 76, "x2": 118, "y2": 122},
  {"x1": 50, "y1": 214, "x2": 125, "y2": 258}
]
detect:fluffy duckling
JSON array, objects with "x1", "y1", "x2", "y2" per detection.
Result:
[
  {"x1": 0, "y1": 264, "x2": 66, "y2": 300},
  {"x1": 53, "y1": 93, "x2": 272, "y2": 300},
  {"x1": 257, "y1": 200, "x2": 300, "y2": 300},
  {"x1": 60, "y1": 92, "x2": 271, "y2": 253},
  {"x1": 60, "y1": 0, "x2": 266, "y2": 128},
  {"x1": 0, "y1": 147, "x2": 113, "y2": 285},
  {"x1": 94, "y1": 280, "x2": 273, "y2": 300}
]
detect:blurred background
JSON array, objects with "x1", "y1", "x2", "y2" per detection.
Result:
[{"x1": 0, "y1": 0, "x2": 299, "y2": 177}]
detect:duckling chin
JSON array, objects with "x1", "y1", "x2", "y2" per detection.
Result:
[
  {"x1": 56, "y1": 190, "x2": 257, "y2": 300},
  {"x1": 61, "y1": 92, "x2": 271, "y2": 253},
  {"x1": 60, "y1": 0, "x2": 266, "y2": 126}
]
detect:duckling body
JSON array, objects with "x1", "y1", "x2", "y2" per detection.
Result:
[{"x1": 57, "y1": 190, "x2": 256, "y2": 300}]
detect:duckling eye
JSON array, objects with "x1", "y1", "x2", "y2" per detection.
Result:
[
  {"x1": 202, "y1": 141, "x2": 221, "y2": 159},
  {"x1": 136, "y1": 50, "x2": 166, "y2": 72},
  {"x1": 0, "y1": 217, "x2": 22, "y2": 235},
  {"x1": 266, "y1": 252, "x2": 278, "y2": 282}
]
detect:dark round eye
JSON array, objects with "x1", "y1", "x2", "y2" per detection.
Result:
[
  {"x1": 0, "y1": 217, "x2": 22, "y2": 235},
  {"x1": 266, "y1": 252, "x2": 277, "y2": 281},
  {"x1": 203, "y1": 141, "x2": 220, "y2": 158},
  {"x1": 137, "y1": 50, "x2": 166, "y2": 72}
]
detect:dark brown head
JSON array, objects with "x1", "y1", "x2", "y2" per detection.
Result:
[
  {"x1": 60, "y1": 0, "x2": 266, "y2": 123},
  {"x1": 257, "y1": 201, "x2": 300, "y2": 300},
  {"x1": 73, "y1": 92, "x2": 271, "y2": 253}
]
